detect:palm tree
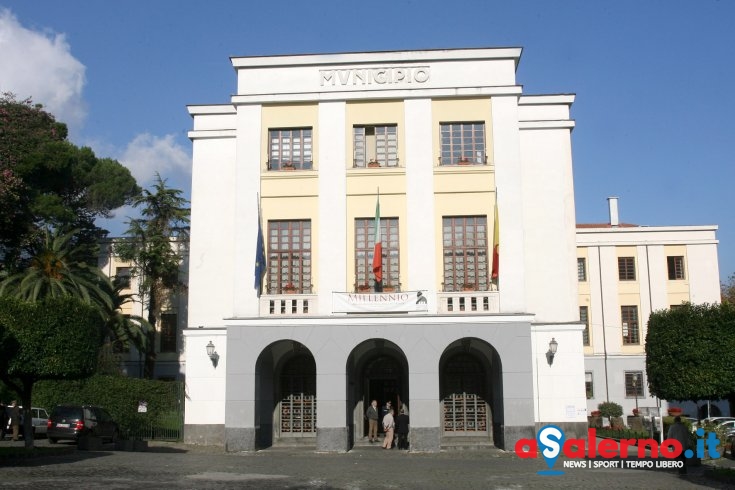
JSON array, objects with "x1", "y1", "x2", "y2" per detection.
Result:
[
  {"x1": 0, "y1": 227, "x2": 112, "y2": 311},
  {"x1": 102, "y1": 280, "x2": 151, "y2": 354}
]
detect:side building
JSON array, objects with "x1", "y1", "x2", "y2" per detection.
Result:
[
  {"x1": 184, "y1": 47, "x2": 587, "y2": 452},
  {"x1": 577, "y1": 197, "x2": 721, "y2": 418}
]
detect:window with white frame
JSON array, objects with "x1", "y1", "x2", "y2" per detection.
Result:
[
  {"x1": 625, "y1": 371, "x2": 644, "y2": 397},
  {"x1": 667, "y1": 255, "x2": 685, "y2": 280},
  {"x1": 353, "y1": 125, "x2": 397, "y2": 167},
  {"x1": 585, "y1": 372, "x2": 594, "y2": 399},
  {"x1": 577, "y1": 257, "x2": 587, "y2": 281},
  {"x1": 268, "y1": 128, "x2": 313, "y2": 171},
  {"x1": 442, "y1": 216, "x2": 489, "y2": 291},
  {"x1": 580, "y1": 306, "x2": 590, "y2": 346},
  {"x1": 267, "y1": 220, "x2": 312, "y2": 294},
  {"x1": 440, "y1": 122, "x2": 486, "y2": 165},
  {"x1": 621, "y1": 305, "x2": 640, "y2": 344},
  {"x1": 355, "y1": 217, "x2": 399, "y2": 291}
]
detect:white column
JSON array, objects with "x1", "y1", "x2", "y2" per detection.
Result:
[
  {"x1": 317, "y1": 101, "x2": 347, "y2": 314},
  {"x1": 404, "y1": 98, "x2": 437, "y2": 311},
  {"x1": 492, "y1": 96, "x2": 526, "y2": 313},
  {"x1": 232, "y1": 104, "x2": 262, "y2": 317}
]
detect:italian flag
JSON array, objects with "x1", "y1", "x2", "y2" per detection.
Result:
[
  {"x1": 372, "y1": 192, "x2": 383, "y2": 291},
  {"x1": 492, "y1": 195, "x2": 499, "y2": 282}
]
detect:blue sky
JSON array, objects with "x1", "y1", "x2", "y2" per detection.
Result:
[{"x1": 1, "y1": 1, "x2": 733, "y2": 283}]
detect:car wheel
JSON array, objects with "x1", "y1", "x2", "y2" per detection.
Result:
[{"x1": 49, "y1": 437, "x2": 58, "y2": 444}]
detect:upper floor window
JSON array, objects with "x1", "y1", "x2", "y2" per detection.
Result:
[
  {"x1": 355, "y1": 217, "x2": 399, "y2": 291},
  {"x1": 114, "y1": 266, "x2": 132, "y2": 289},
  {"x1": 268, "y1": 128, "x2": 313, "y2": 171},
  {"x1": 621, "y1": 305, "x2": 640, "y2": 344},
  {"x1": 268, "y1": 220, "x2": 312, "y2": 294},
  {"x1": 160, "y1": 312, "x2": 177, "y2": 353},
  {"x1": 440, "y1": 122, "x2": 486, "y2": 165},
  {"x1": 580, "y1": 306, "x2": 590, "y2": 346},
  {"x1": 618, "y1": 256, "x2": 636, "y2": 281},
  {"x1": 667, "y1": 256, "x2": 685, "y2": 280},
  {"x1": 577, "y1": 257, "x2": 587, "y2": 281},
  {"x1": 354, "y1": 125, "x2": 397, "y2": 168},
  {"x1": 625, "y1": 371, "x2": 644, "y2": 397},
  {"x1": 442, "y1": 216, "x2": 489, "y2": 292}
]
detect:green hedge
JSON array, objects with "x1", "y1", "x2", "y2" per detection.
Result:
[{"x1": 33, "y1": 374, "x2": 183, "y2": 438}]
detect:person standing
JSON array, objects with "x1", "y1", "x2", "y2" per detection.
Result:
[
  {"x1": 366, "y1": 400, "x2": 379, "y2": 443},
  {"x1": 395, "y1": 408, "x2": 410, "y2": 450},
  {"x1": 8, "y1": 400, "x2": 20, "y2": 442},
  {"x1": 667, "y1": 416, "x2": 690, "y2": 474},
  {"x1": 0, "y1": 401, "x2": 8, "y2": 440},
  {"x1": 381, "y1": 408, "x2": 395, "y2": 449}
]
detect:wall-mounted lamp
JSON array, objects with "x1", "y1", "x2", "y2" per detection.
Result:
[
  {"x1": 546, "y1": 337, "x2": 559, "y2": 366},
  {"x1": 206, "y1": 340, "x2": 219, "y2": 368}
]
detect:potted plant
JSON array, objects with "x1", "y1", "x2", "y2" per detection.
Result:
[
  {"x1": 457, "y1": 157, "x2": 471, "y2": 165},
  {"x1": 367, "y1": 159, "x2": 381, "y2": 168},
  {"x1": 382, "y1": 285, "x2": 395, "y2": 292},
  {"x1": 357, "y1": 284, "x2": 370, "y2": 293},
  {"x1": 462, "y1": 283, "x2": 475, "y2": 291},
  {"x1": 282, "y1": 162, "x2": 295, "y2": 171},
  {"x1": 283, "y1": 283, "x2": 297, "y2": 294}
]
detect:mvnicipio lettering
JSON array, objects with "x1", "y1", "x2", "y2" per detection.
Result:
[{"x1": 319, "y1": 67, "x2": 430, "y2": 86}]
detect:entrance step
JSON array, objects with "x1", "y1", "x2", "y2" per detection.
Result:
[
  {"x1": 272, "y1": 436, "x2": 317, "y2": 447},
  {"x1": 441, "y1": 436, "x2": 496, "y2": 451}
]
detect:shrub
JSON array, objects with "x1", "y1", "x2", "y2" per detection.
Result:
[{"x1": 598, "y1": 401, "x2": 623, "y2": 419}]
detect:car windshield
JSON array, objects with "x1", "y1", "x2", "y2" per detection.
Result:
[{"x1": 52, "y1": 407, "x2": 83, "y2": 419}]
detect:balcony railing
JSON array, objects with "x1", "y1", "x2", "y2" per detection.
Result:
[
  {"x1": 437, "y1": 290, "x2": 499, "y2": 314},
  {"x1": 260, "y1": 293, "x2": 317, "y2": 316}
]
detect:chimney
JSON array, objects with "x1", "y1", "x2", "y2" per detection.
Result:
[{"x1": 607, "y1": 197, "x2": 619, "y2": 226}]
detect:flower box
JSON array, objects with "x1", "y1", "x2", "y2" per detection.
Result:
[{"x1": 367, "y1": 160, "x2": 381, "y2": 168}]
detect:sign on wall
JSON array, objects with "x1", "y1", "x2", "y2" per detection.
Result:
[{"x1": 332, "y1": 291, "x2": 429, "y2": 314}]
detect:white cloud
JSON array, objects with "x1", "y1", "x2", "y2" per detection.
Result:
[
  {"x1": 0, "y1": 9, "x2": 87, "y2": 129},
  {"x1": 120, "y1": 133, "x2": 191, "y2": 186}
]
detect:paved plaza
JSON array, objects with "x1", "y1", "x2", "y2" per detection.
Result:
[{"x1": 1, "y1": 439, "x2": 734, "y2": 489}]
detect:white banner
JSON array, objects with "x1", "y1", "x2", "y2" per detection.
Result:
[{"x1": 332, "y1": 290, "x2": 429, "y2": 313}]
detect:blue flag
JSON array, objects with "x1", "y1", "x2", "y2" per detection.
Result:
[{"x1": 254, "y1": 209, "x2": 266, "y2": 296}]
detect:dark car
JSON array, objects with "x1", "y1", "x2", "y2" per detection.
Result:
[{"x1": 47, "y1": 405, "x2": 119, "y2": 444}]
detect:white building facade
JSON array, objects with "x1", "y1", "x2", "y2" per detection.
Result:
[
  {"x1": 184, "y1": 47, "x2": 589, "y2": 452},
  {"x1": 578, "y1": 198, "x2": 721, "y2": 419}
]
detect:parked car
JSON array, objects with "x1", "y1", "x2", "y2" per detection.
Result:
[
  {"x1": 47, "y1": 405, "x2": 119, "y2": 444},
  {"x1": 1, "y1": 407, "x2": 49, "y2": 438}
]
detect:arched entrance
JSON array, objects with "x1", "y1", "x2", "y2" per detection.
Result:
[
  {"x1": 346, "y1": 339, "x2": 408, "y2": 447},
  {"x1": 439, "y1": 338, "x2": 502, "y2": 445},
  {"x1": 255, "y1": 341, "x2": 316, "y2": 448}
]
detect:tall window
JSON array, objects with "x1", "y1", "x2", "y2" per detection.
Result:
[
  {"x1": 577, "y1": 257, "x2": 587, "y2": 281},
  {"x1": 442, "y1": 216, "x2": 489, "y2": 291},
  {"x1": 355, "y1": 217, "x2": 399, "y2": 291},
  {"x1": 268, "y1": 128, "x2": 313, "y2": 171},
  {"x1": 353, "y1": 125, "x2": 397, "y2": 167},
  {"x1": 625, "y1": 371, "x2": 644, "y2": 397},
  {"x1": 580, "y1": 306, "x2": 590, "y2": 346},
  {"x1": 618, "y1": 256, "x2": 636, "y2": 281},
  {"x1": 268, "y1": 220, "x2": 312, "y2": 294},
  {"x1": 440, "y1": 122, "x2": 486, "y2": 165},
  {"x1": 160, "y1": 313, "x2": 177, "y2": 353},
  {"x1": 114, "y1": 266, "x2": 131, "y2": 289},
  {"x1": 621, "y1": 305, "x2": 639, "y2": 344},
  {"x1": 667, "y1": 256, "x2": 685, "y2": 280},
  {"x1": 585, "y1": 372, "x2": 594, "y2": 399}
]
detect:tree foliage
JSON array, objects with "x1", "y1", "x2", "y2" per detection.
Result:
[
  {"x1": 115, "y1": 174, "x2": 189, "y2": 378},
  {"x1": 0, "y1": 93, "x2": 140, "y2": 271},
  {"x1": 722, "y1": 273, "x2": 735, "y2": 305},
  {"x1": 0, "y1": 296, "x2": 103, "y2": 448},
  {"x1": 646, "y1": 302, "x2": 735, "y2": 402}
]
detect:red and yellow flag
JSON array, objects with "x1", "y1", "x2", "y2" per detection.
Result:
[
  {"x1": 372, "y1": 192, "x2": 383, "y2": 289},
  {"x1": 491, "y1": 196, "x2": 499, "y2": 281}
]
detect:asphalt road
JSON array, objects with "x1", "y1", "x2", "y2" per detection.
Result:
[{"x1": 1, "y1": 439, "x2": 734, "y2": 489}]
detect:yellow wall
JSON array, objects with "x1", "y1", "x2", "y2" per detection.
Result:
[{"x1": 665, "y1": 245, "x2": 690, "y2": 306}]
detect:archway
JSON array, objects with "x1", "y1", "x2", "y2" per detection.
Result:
[
  {"x1": 345, "y1": 339, "x2": 408, "y2": 447},
  {"x1": 254, "y1": 340, "x2": 316, "y2": 448},
  {"x1": 439, "y1": 338, "x2": 503, "y2": 445}
]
